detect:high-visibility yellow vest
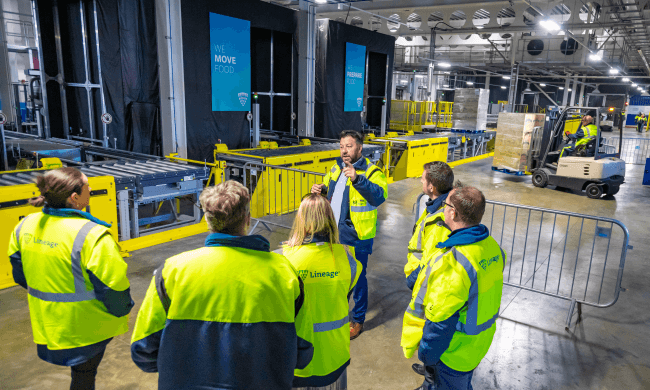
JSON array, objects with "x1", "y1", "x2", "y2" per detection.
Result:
[
  {"x1": 405, "y1": 207, "x2": 450, "y2": 277},
  {"x1": 401, "y1": 237, "x2": 505, "y2": 371},
  {"x1": 635, "y1": 116, "x2": 648, "y2": 129},
  {"x1": 282, "y1": 242, "x2": 362, "y2": 382},
  {"x1": 8, "y1": 213, "x2": 130, "y2": 350},
  {"x1": 324, "y1": 158, "x2": 388, "y2": 240},
  {"x1": 574, "y1": 124, "x2": 598, "y2": 146}
]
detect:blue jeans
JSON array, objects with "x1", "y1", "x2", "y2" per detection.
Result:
[
  {"x1": 422, "y1": 361, "x2": 474, "y2": 390},
  {"x1": 351, "y1": 251, "x2": 369, "y2": 324}
]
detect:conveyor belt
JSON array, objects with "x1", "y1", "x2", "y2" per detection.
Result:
[
  {"x1": 224, "y1": 143, "x2": 383, "y2": 158},
  {"x1": 4, "y1": 138, "x2": 83, "y2": 161},
  {"x1": 0, "y1": 160, "x2": 209, "y2": 191},
  {"x1": 4, "y1": 139, "x2": 78, "y2": 151}
]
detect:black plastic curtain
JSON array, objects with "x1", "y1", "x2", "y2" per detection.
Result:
[
  {"x1": 315, "y1": 19, "x2": 395, "y2": 139},
  {"x1": 181, "y1": 0, "x2": 297, "y2": 160}
]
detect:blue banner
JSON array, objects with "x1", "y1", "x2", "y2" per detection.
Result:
[
  {"x1": 210, "y1": 13, "x2": 251, "y2": 112},
  {"x1": 344, "y1": 42, "x2": 366, "y2": 112}
]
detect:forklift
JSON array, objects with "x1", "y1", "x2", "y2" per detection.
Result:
[{"x1": 531, "y1": 106, "x2": 625, "y2": 199}]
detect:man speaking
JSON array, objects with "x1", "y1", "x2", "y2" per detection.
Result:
[{"x1": 311, "y1": 130, "x2": 388, "y2": 340}]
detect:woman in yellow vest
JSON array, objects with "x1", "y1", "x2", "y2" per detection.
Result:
[
  {"x1": 7, "y1": 167, "x2": 133, "y2": 390},
  {"x1": 282, "y1": 194, "x2": 362, "y2": 389}
]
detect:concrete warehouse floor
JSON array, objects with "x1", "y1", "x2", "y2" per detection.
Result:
[{"x1": 1, "y1": 130, "x2": 649, "y2": 389}]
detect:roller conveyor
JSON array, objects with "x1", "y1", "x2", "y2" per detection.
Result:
[{"x1": 0, "y1": 136, "x2": 210, "y2": 241}]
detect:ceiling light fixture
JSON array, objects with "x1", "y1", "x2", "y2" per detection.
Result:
[
  {"x1": 503, "y1": 75, "x2": 510, "y2": 79},
  {"x1": 589, "y1": 53, "x2": 602, "y2": 61},
  {"x1": 501, "y1": 86, "x2": 507, "y2": 89},
  {"x1": 466, "y1": 81, "x2": 474, "y2": 85},
  {"x1": 609, "y1": 68, "x2": 619, "y2": 74},
  {"x1": 559, "y1": 86, "x2": 564, "y2": 90},
  {"x1": 539, "y1": 19, "x2": 561, "y2": 32},
  {"x1": 622, "y1": 77, "x2": 630, "y2": 82},
  {"x1": 632, "y1": 83, "x2": 638, "y2": 87},
  {"x1": 568, "y1": 88, "x2": 572, "y2": 92},
  {"x1": 540, "y1": 83, "x2": 546, "y2": 87},
  {"x1": 438, "y1": 62, "x2": 451, "y2": 68}
]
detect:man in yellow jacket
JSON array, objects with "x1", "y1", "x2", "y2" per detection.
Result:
[
  {"x1": 131, "y1": 181, "x2": 313, "y2": 390},
  {"x1": 311, "y1": 130, "x2": 388, "y2": 339},
  {"x1": 403, "y1": 185, "x2": 505, "y2": 390},
  {"x1": 405, "y1": 161, "x2": 454, "y2": 288}
]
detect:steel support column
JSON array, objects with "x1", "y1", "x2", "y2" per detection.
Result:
[
  {"x1": 0, "y1": 1, "x2": 14, "y2": 125},
  {"x1": 578, "y1": 78, "x2": 586, "y2": 106},
  {"x1": 156, "y1": 0, "x2": 187, "y2": 157},
  {"x1": 570, "y1": 76, "x2": 578, "y2": 106},
  {"x1": 297, "y1": 0, "x2": 315, "y2": 137},
  {"x1": 562, "y1": 77, "x2": 571, "y2": 106}
]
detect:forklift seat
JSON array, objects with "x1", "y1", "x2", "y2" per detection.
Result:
[{"x1": 575, "y1": 136, "x2": 603, "y2": 157}]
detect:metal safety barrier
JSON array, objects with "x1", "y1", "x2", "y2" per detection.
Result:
[
  {"x1": 603, "y1": 137, "x2": 650, "y2": 165},
  {"x1": 414, "y1": 193, "x2": 630, "y2": 330},
  {"x1": 235, "y1": 161, "x2": 326, "y2": 233}
]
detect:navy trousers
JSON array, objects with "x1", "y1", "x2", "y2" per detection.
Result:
[{"x1": 350, "y1": 251, "x2": 369, "y2": 324}]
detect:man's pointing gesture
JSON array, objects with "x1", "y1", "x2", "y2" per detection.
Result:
[{"x1": 342, "y1": 160, "x2": 358, "y2": 182}]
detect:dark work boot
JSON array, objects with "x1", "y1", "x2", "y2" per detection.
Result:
[
  {"x1": 413, "y1": 365, "x2": 438, "y2": 390},
  {"x1": 412, "y1": 363, "x2": 425, "y2": 376}
]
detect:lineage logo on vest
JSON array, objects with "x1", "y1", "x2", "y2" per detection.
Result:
[
  {"x1": 24, "y1": 233, "x2": 59, "y2": 248},
  {"x1": 304, "y1": 271, "x2": 340, "y2": 279},
  {"x1": 479, "y1": 255, "x2": 499, "y2": 270}
]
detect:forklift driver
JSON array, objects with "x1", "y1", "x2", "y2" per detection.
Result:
[{"x1": 561, "y1": 115, "x2": 598, "y2": 157}]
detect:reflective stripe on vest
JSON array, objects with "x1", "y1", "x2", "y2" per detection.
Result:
[
  {"x1": 351, "y1": 204, "x2": 377, "y2": 213},
  {"x1": 27, "y1": 221, "x2": 98, "y2": 303},
  {"x1": 452, "y1": 249, "x2": 499, "y2": 336},
  {"x1": 15, "y1": 216, "x2": 28, "y2": 241},
  {"x1": 313, "y1": 314, "x2": 349, "y2": 332},
  {"x1": 346, "y1": 250, "x2": 357, "y2": 291},
  {"x1": 405, "y1": 248, "x2": 454, "y2": 319}
]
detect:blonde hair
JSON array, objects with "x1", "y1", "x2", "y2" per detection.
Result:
[
  {"x1": 287, "y1": 194, "x2": 339, "y2": 247},
  {"x1": 30, "y1": 167, "x2": 86, "y2": 208},
  {"x1": 199, "y1": 180, "x2": 250, "y2": 234}
]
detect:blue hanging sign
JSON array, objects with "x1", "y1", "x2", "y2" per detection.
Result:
[
  {"x1": 210, "y1": 13, "x2": 251, "y2": 112},
  {"x1": 344, "y1": 42, "x2": 366, "y2": 112}
]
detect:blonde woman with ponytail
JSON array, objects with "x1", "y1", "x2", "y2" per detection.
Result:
[
  {"x1": 282, "y1": 194, "x2": 363, "y2": 390},
  {"x1": 7, "y1": 167, "x2": 133, "y2": 389}
]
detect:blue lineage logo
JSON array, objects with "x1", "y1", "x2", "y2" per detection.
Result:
[
  {"x1": 479, "y1": 255, "x2": 499, "y2": 270},
  {"x1": 238, "y1": 92, "x2": 248, "y2": 106},
  {"x1": 298, "y1": 270, "x2": 308, "y2": 281}
]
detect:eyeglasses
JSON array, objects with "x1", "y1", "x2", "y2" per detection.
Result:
[{"x1": 443, "y1": 201, "x2": 455, "y2": 209}]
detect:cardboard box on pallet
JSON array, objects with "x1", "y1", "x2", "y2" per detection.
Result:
[{"x1": 493, "y1": 112, "x2": 545, "y2": 172}]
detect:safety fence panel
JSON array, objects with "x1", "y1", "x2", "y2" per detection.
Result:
[
  {"x1": 415, "y1": 194, "x2": 630, "y2": 330},
  {"x1": 603, "y1": 137, "x2": 650, "y2": 165},
  {"x1": 240, "y1": 162, "x2": 326, "y2": 219},
  {"x1": 390, "y1": 100, "x2": 454, "y2": 131}
]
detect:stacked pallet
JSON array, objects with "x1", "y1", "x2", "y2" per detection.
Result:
[
  {"x1": 493, "y1": 112, "x2": 545, "y2": 172},
  {"x1": 451, "y1": 88, "x2": 489, "y2": 130}
]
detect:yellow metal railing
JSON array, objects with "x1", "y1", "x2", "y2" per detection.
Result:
[{"x1": 390, "y1": 100, "x2": 453, "y2": 131}]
